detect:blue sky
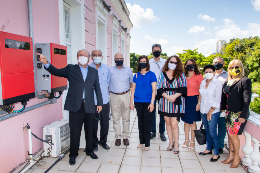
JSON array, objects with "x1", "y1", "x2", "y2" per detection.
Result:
[{"x1": 126, "y1": 0, "x2": 260, "y2": 56}]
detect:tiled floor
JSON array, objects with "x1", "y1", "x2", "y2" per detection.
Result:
[{"x1": 26, "y1": 110, "x2": 246, "y2": 173}]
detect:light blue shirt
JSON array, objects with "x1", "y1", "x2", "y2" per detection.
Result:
[
  {"x1": 44, "y1": 63, "x2": 88, "y2": 99},
  {"x1": 89, "y1": 63, "x2": 110, "y2": 105},
  {"x1": 109, "y1": 65, "x2": 133, "y2": 93}
]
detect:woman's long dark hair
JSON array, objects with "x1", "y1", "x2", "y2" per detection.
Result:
[
  {"x1": 184, "y1": 59, "x2": 201, "y2": 77},
  {"x1": 162, "y1": 55, "x2": 183, "y2": 78}
]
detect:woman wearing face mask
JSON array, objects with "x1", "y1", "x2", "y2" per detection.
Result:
[
  {"x1": 181, "y1": 59, "x2": 203, "y2": 150},
  {"x1": 130, "y1": 55, "x2": 157, "y2": 151},
  {"x1": 156, "y1": 55, "x2": 187, "y2": 154},
  {"x1": 197, "y1": 65, "x2": 222, "y2": 162},
  {"x1": 220, "y1": 59, "x2": 251, "y2": 168}
]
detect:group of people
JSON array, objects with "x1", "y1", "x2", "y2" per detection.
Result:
[{"x1": 37, "y1": 43, "x2": 251, "y2": 169}]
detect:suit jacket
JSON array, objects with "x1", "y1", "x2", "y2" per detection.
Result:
[
  {"x1": 221, "y1": 76, "x2": 252, "y2": 119},
  {"x1": 45, "y1": 64, "x2": 103, "y2": 113}
]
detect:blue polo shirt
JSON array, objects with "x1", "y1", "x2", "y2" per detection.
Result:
[{"x1": 133, "y1": 71, "x2": 157, "y2": 103}]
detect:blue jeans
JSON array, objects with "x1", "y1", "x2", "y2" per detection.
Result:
[
  {"x1": 201, "y1": 112, "x2": 220, "y2": 155},
  {"x1": 218, "y1": 117, "x2": 226, "y2": 149},
  {"x1": 151, "y1": 102, "x2": 165, "y2": 134}
]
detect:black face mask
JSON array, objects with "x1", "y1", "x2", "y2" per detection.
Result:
[
  {"x1": 115, "y1": 60, "x2": 123, "y2": 66},
  {"x1": 186, "y1": 64, "x2": 195, "y2": 71},
  {"x1": 153, "y1": 51, "x2": 161, "y2": 58},
  {"x1": 139, "y1": 63, "x2": 147, "y2": 69},
  {"x1": 213, "y1": 63, "x2": 223, "y2": 70}
]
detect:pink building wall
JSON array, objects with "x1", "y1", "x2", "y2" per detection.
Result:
[{"x1": 0, "y1": 0, "x2": 63, "y2": 172}]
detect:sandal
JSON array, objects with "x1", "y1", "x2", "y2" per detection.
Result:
[
  {"x1": 137, "y1": 144, "x2": 143, "y2": 148},
  {"x1": 173, "y1": 145, "x2": 179, "y2": 154},
  {"x1": 167, "y1": 144, "x2": 174, "y2": 151},
  {"x1": 144, "y1": 147, "x2": 150, "y2": 151},
  {"x1": 182, "y1": 140, "x2": 189, "y2": 148},
  {"x1": 189, "y1": 142, "x2": 195, "y2": 150}
]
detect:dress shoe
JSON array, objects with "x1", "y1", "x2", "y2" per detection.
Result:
[
  {"x1": 86, "y1": 152, "x2": 98, "y2": 159},
  {"x1": 100, "y1": 143, "x2": 110, "y2": 150},
  {"x1": 199, "y1": 151, "x2": 213, "y2": 155},
  {"x1": 123, "y1": 138, "x2": 130, "y2": 146},
  {"x1": 230, "y1": 158, "x2": 241, "y2": 168},
  {"x1": 69, "y1": 157, "x2": 76, "y2": 165},
  {"x1": 93, "y1": 145, "x2": 98, "y2": 152},
  {"x1": 160, "y1": 133, "x2": 167, "y2": 141},
  {"x1": 221, "y1": 159, "x2": 233, "y2": 164},
  {"x1": 219, "y1": 148, "x2": 223, "y2": 154},
  {"x1": 150, "y1": 132, "x2": 156, "y2": 139},
  {"x1": 210, "y1": 155, "x2": 220, "y2": 162},
  {"x1": 115, "y1": 139, "x2": 121, "y2": 146}
]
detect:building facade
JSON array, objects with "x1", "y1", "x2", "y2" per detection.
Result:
[{"x1": 0, "y1": 0, "x2": 132, "y2": 172}]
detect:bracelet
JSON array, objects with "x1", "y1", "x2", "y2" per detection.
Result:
[{"x1": 198, "y1": 103, "x2": 201, "y2": 105}]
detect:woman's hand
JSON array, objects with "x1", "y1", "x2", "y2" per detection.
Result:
[
  {"x1": 166, "y1": 95, "x2": 175, "y2": 102},
  {"x1": 207, "y1": 110, "x2": 213, "y2": 121},
  {"x1": 130, "y1": 103, "x2": 135, "y2": 111},
  {"x1": 238, "y1": 118, "x2": 246, "y2": 124},
  {"x1": 148, "y1": 103, "x2": 154, "y2": 112},
  {"x1": 196, "y1": 104, "x2": 200, "y2": 111}
]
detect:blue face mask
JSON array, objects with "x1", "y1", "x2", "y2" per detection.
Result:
[{"x1": 93, "y1": 57, "x2": 102, "y2": 64}]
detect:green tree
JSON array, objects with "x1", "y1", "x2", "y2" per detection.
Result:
[{"x1": 130, "y1": 53, "x2": 140, "y2": 73}]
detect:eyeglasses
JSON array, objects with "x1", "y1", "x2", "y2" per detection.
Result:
[
  {"x1": 229, "y1": 66, "x2": 239, "y2": 70},
  {"x1": 169, "y1": 61, "x2": 178, "y2": 65}
]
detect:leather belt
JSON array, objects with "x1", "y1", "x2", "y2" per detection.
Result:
[{"x1": 110, "y1": 89, "x2": 130, "y2": 95}]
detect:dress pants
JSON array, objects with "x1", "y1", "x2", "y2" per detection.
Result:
[
  {"x1": 151, "y1": 102, "x2": 165, "y2": 134},
  {"x1": 69, "y1": 101, "x2": 94, "y2": 157},
  {"x1": 110, "y1": 92, "x2": 131, "y2": 139},
  {"x1": 93, "y1": 102, "x2": 110, "y2": 146},
  {"x1": 135, "y1": 102, "x2": 153, "y2": 147},
  {"x1": 218, "y1": 117, "x2": 226, "y2": 149}
]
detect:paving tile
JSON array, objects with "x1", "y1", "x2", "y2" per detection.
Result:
[
  {"x1": 125, "y1": 149, "x2": 143, "y2": 157},
  {"x1": 142, "y1": 150, "x2": 160, "y2": 158},
  {"x1": 130, "y1": 132, "x2": 139, "y2": 138},
  {"x1": 35, "y1": 157, "x2": 58, "y2": 169},
  {"x1": 200, "y1": 159, "x2": 224, "y2": 171},
  {"x1": 220, "y1": 163, "x2": 245, "y2": 172},
  {"x1": 94, "y1": 147, "x2": 109, "y2": 156},
  {"x1": 107, "y1": 148, "x2": 125, "y2": 156},
  {"x1": 83, "y1": 154, "x2": 107, "y2": 163},
  {"x1": 127, "y1": 142, "x2": 142, "y2": 149},
  {"x1": 180, "y1": 159, "x2": 202, "y2": 169},
  {"x1": 179, "y1": 151, "x2": 198, "y2": 160},
  {"x1": 183, "y1": 168, "x2": 204, "y2": 173},
  {"x1": 149, "y1": 143, "x2": 160, "y2": 150},
  {"x1": 26, "y1": 167, "x2": 48, "y2": 173},
  {"x1": 162, "y1": 167, "x2": 183, "y2": 173},
  {"x1": 76, "y1": 162, "x2": 100, "y2": 173},
  {"x1": 122, "y1": 156, "x2": 142, "y2": 166},
  {"x1": 129, "y1": 137, "x2": 140, "y2": 143},
  {"x1": 160, "y1": 151, "x2": 179, "y2": 159},
  {"x1": 141, "y1": 166, "x2": 161, "y2": 173},
  {"x1": 161, "y1": 158, "x2": 181, "y2": 168},
  {"x1": 110, "y1": 143, "x2": 127, "y2": 149},
  {"x1": 103, "y1": 155, "x2": 123, "y2": 165},
  {"x1": 98, "y1": 164, "x2": 120, "y2": 173},
  {"x1": 55, "y1": 160, "x2": 81, "y2": 172},
  {"x1": 119, "y1": 165, "x2": 141, "y2": 173},
  {"x1": 204, "y1": 170, "x2": 226, "y2": 173},
  {"x1": 142, "y1": 157, "x2": 161, "y2": 167}
]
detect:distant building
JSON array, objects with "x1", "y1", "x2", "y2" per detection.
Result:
[{"x1": 216, "y1": 40, "x2": 226, "y2": 53}]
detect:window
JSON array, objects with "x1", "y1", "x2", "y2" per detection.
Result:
[{"x1": 63, "y1": 2, "x2": 72, "y2": 64}]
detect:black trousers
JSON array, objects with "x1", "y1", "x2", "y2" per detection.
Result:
[
  {"x1": 93, "y1": 102, "x2": 110, "y2": 146},
  {"x1": 69, "y1": 101, "x2": 94, "y2": 157},
  {"x1": 135, "y1": 102, "x2": 153, "y2": 147}
]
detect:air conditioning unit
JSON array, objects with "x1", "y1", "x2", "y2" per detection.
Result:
[{"x1": 43, "y1": 119, "x2": 70, "y2": 157}]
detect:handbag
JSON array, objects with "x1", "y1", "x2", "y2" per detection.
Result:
[{"x1": 194, "y1": 123, "x2": 206, "y2": 145}]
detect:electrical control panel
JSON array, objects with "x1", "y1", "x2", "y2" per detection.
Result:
[
  {"x1": 0, "y1": 31, "x2": 35, "y2": 105},
  {"x1": 35, "y1": 43, "x2": 67, "y2": 93}
]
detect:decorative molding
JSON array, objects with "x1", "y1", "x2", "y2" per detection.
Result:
[{"x1": 109, "y1": 0, "x2": 133, "y2": 30}]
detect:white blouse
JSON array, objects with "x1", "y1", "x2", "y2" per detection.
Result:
[{"x1": 199, "y1": 77, "x2": 223, "y2": 114}]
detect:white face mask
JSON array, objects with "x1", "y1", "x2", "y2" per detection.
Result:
[
  {"x1": 205, "y1": 73, "x2": 214, "y2": 80},
  {"x1": 78, "y1": 56, "x2": 88, "y2": 65},
  {"x1": 93, "y1": 57, "x2": 102, "y2": 64},
  {"x1": 168, "y1": 63, "x2": 177, "y2": 70}
]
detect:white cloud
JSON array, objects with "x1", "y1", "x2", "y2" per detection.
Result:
[
  {"x1": 194, "y1": 39, "x2": 218, "y2": 56},
  {"x1": 163, "y1": 34, "x2": 168, "y2": 37},
  {"x1": 198, "y1": 14, "x2": 215, "y2": 22},
  {"x1": 144, "y1": 35, "x2": 156, "y2": 43},
  {"x1": 126, "y1": 3, "x2": 160, "y2": 28},
  {"x1": 158, "y1": 38, "x2": 169, "y2": 45},
  {"x1": 165, "y1": 46, "x2": 185, "y2": 56},
  {"x1": 215, "y1": 19, "x2": 260, "y2": 40},
  {"x1": 204, "y1": 31, "x2": 213, "y2": 35},
  {"x1": 188, "y1": 26, "x2": 205, "y2": 34},
  {"x1": 251, "y1": 0, "x2": 260, "y2": 11}
]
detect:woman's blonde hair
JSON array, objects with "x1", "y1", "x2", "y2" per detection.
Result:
[{"x1": 227, "y1": 59, "x2": 244, "y2": 81}]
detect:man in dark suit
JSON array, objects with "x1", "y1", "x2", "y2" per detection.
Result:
[{"x1": 37, "y1": 49, "x2": 103, "y2": 165}]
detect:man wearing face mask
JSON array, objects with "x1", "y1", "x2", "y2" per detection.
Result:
[
  {"x1": 37, "y1": 49, "x2": 103, "y2": 165},
  {"x1": 109, "y1": 53, "x2": 133, "y2": 146},
  {"x1": 89, "y1": 50, "x2": 111, "y2": 152},
  {"x1": 213, "y1": 57, "x2": 228, "y2": 154},
  {"x1": 149, "y1": 44, "x2": 167, "y2": 141}
]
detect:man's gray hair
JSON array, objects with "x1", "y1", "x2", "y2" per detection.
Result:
[
  {"x1": 152, "y1": 44, "x2": 162, "y2": 51},
  {"x1": 77, "y1": 49, "x2": 90, "y2": 57},
  {"x1": 213, "y1": 56, "x2": 224, "y2": 63},
  {"x1": 91, "y1": 49, "x2": 103, "y2": 56},
  {"x1": 114, "y1": 53, "x2": 124, "y2": 59}
]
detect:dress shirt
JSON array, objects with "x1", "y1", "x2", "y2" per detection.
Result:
[
  {"x1": 89, "y1": 63, "x2": 110, "y2": 105},
  {"x1": 109, "y1": 65, "x2": 133, "y2": 93},
  {"x1": 45, "y1": 63, "x2": 88, "y2": 99},
  {"x1": 215, "y1": 69, "x2": 228, "y2": 85},
  {"x1": 149, "y1": 57, "x2": 167, "y2": 81},
  {"x1": 199, "y1": 77, "x2": 223, "y2": 114}
]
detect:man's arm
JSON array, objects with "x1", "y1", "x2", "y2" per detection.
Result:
[{"x1": 94, "y1": 71, "x2": 103, "y2": 107}]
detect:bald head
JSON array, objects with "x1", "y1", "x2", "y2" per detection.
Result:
[{"x1": 115, "y1": 53, "x2": 124, "y2": 59}]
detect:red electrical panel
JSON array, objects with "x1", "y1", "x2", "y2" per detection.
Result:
[{"x1": 0, "y1": 31, "x2": 35, "y2": 105}]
